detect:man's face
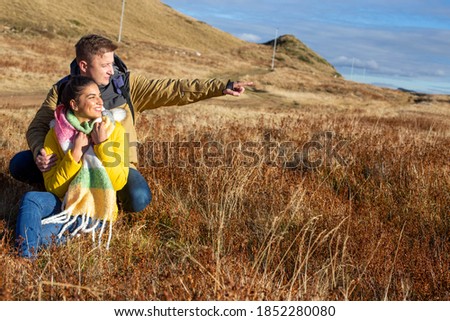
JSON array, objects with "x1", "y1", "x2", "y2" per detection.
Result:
[{"x1": 82, "y1": 51, "x2": 115, "y2": 86}]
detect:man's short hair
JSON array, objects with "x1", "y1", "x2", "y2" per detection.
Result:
[{"x1": 75, "y1": 34, "x2": 118, "y2": 63}]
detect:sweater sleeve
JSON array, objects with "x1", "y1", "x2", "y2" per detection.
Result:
[
  {"x1": 27, "y1": 85, "x2": 59, "y2": 159},
  {"x1": 128, "y1": 73, "x2": 227, "y2": 113},
  {"x1": 93, "y1": 122, "x2": 129, "y2": 191},
  {"x1": 42, "y1": 129, "x2": 82, "y2": 199}
]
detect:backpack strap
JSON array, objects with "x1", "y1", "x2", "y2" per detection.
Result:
[
  {"x1": 112, "y1": 55, "x2": 135, "y2": 124},
  {"x1": 121, "y1": 72, "x2": 135, "y2": 124},
  {"x1": 111, "y1": 71, "x2": 135, "y2": 124}
]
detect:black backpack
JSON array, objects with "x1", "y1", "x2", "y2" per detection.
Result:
[{"x1": 56, "y1": 54, "x2": 135, "y2": 124}]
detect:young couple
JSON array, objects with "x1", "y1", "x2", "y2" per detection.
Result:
[{"x1": 11, "y1": 34, "x2": 253, "y2": 258}]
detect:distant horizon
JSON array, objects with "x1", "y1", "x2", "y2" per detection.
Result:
[{"x1": 162, "y1": 0, "x2": 450, "y2": 95}]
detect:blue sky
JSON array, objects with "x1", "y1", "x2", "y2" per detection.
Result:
[{"x1": 162, "y1": 0, "x2": 450, "y2": 94}]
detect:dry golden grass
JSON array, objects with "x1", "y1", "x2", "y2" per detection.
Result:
[
  {"x1": 1, "y1": 0, "x2": 450, "y2": 301},
  {"x1": 1, "y1": 88, "x2": 449, "y2": 300},
  {"x1": 0, "y1": 0, "x2": 244, "y2": 51}
]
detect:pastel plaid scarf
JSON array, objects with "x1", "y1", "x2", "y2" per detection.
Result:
[{"x1": 42, "y1": 105, "x2": 118, "y2": 249}]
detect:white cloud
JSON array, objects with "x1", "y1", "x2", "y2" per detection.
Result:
[
  {"x1": 238, "y1": 33, "x2": 262, "y2": 42},
  {"x1": 331, "y1": 56, "x2": 379, "y2": 71}
]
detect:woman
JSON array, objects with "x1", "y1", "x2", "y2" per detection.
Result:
[{"x1": 16, "y1": 75, "x2": 129, "y2": 258}]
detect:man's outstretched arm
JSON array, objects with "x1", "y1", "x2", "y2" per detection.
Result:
[{"x1": 129, "y1": 75, "x2": 254, "y2": 112}]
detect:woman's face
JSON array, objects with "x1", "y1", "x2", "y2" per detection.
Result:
[{"x1": 71, "y1": 83, "x2": 103, "y2": 122}]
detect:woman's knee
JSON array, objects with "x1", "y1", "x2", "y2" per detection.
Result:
[
  {"x1": 20, "y1": 191, "x2": 43, "y2": 209},
  {"x1": 129, "y1": 186, "x2": 152, "y2": 212}
]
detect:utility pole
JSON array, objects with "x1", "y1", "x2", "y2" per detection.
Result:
[
  {"x1": 118, "y1": 0, "x2": 126, "y2": 42},
  {"x1": 350, "y1": 57, "x2": 355, "y2": 80},
  {"x1": 271, "y1": 28, "x2": 278, "y2": 71}
]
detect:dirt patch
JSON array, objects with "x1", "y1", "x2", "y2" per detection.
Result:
[{"x1": 0, "y1": 92, "x2": 46, "y2": 108}]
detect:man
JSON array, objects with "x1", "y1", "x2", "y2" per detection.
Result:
[{"x1": 9, "y1": 34, "x2": 253, "y2": 212}]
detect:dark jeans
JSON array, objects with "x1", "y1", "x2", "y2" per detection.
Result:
[{"x1": 9, "y1": 150, "x2": 151, "y2": 212}]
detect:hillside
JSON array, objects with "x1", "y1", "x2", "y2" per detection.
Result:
[
  {"x1": 0, "y1": 0, "x2": 446, "y2": 108},
  {"x1": 0, "y1": 0, "x2": 244, "y2": 51},
  {"x1": 0, "y1": 0, "x2": 254, "y2": 93},
  {"x1": 264, "y1": 34, "x2": 339, "y2": 75},
  {"x1": 0, "y1": 0, "x2": 368, "y2": 96}
]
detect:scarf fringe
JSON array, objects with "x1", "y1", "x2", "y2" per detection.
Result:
[{"x1": 42, "y1": 211, "x2": 114, "y2": 250}]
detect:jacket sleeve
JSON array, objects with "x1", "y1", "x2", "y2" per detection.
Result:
[
  {"x1": 27, "y1": 85, "x2": 59, "y2": 159},
  {"x1": 93, "y1": 122, "x2": 129, "y2": 191},
  {"x1": 128, "y1": 73, "x2": 227, "y2": 112},
  {"x1": 43, "y1": 129, "x2": 82, "y2": 199}
]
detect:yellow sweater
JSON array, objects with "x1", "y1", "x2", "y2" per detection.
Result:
[{"x1": 43, "y1": 122, "x2": 129, "y2": 199}]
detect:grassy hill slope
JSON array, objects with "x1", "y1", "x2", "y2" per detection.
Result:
[{"x1": 0, "y1": 0, "x2": 244, "y2": 51}]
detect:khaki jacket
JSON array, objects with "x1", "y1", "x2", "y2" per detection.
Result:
[{"x1": 27, "y1": 73, "x2": 227, "y2": 166}]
